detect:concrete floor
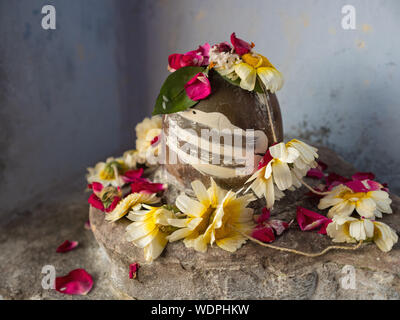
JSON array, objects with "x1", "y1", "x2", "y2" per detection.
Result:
[{"x1": 0, "y1": 175, "x2": 120, "y2": 300}]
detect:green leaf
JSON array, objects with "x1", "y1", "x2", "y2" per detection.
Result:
[{"x1": 152, "y1": 66, "x2": 205, "y2": 115}]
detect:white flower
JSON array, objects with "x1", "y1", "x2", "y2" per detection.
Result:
[
  {"x1": 318, "y1": 184, "x2": 392, "y2": 219},
  {"x1": 126, "y1": 205, "x2": 177, "y2": 262},
  {"x1": 167, "y1": 178, "x2": 255, "y2": 253},
  {"x1": 209, "y1": 45, "x2": 241, "y2": 80},
  {"x1": 105, "y1": 193, "x2": 160, "y2": 222},
  {"x1": 246, "y1": 139, "x2": 318, "y2": 208},
  {"x1": 135, "y1": 116, "x2": 162, "y2": 164},
  {"x1": 86, "y1": 157, "x2": 128, "y2": 187},
  {"x1": 326, "y1": 216, "x2": 398, "y2": 252}
]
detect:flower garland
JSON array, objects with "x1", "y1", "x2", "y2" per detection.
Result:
[{"x1": 86, "y1": 34, "x2": 397, "y2": 263}]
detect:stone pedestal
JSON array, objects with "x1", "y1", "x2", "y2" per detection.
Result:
[{"x1": 89, "y1": 146, "x2": 400, "y2": 299}]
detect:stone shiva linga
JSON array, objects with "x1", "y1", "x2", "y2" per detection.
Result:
[{"x1": 85, "y1": 33, "x2": 398, "y2": 299}]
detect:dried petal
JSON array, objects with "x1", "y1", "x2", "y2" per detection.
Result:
[
  {"x1": 296, "y1": 206, "x2": 331, "y2": 235},
  {"x1": 56, "y1": 240, "x2": 78, "y2": 253},
  {"x1": 129, "y1": 263, "x2": 140, "y2": 279}
]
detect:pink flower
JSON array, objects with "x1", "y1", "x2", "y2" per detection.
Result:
[
  {"x1": 55, "y1": 269, "x2": 93, "y2": 295},
  {"x1": 88, "y1": 183, "x2": 122, "y2": 213},
  {"x1": 230, "y1": 32, "x2": 254, "y2": 55},
  {"x1": 168, "y1": 43, "x2": 210, "y2": 72},
  {"x1": 251, "y1": 208, "x2": 290, "y2": 243},
  {"x1": 296, "y1": 206, "x2": 331, "y2": 235},
  {"x1": 56, "y1": 240, "x2": 78, "y2": 253},
  {"x1": 129, "y1": 263, "x2": 140, "y2": 279},
  {"x1": 184, "y1": 72, "x2": 211, "y2": 101},
  {"x1": 307, "y1": 161, "x2": 328, "y2": 179}
]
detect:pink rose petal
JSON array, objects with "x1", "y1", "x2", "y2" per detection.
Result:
[
  {"x1": 230, "y1": 32, "x2": 253, "y2": 55},
  {"x1": 168, "y1": 43, "x2": 210, "y2": 72},
  {"x1": 296, "y1": 206, "x2": 331, "y2": 235},
  {"x1": 129, "y1": 263, "x2": 140, "y2": 279},
  {"x1": 55, "y1": 269, "x2": 93, "y2": 295},
  {"x1": 56, "y1": 240, "x2": 79, "y2": 253},
  {"x1": 184, "y1": 72, "x2": 211, "y2": 101}
]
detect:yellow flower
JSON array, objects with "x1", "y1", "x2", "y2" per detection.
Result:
[
  {"x1": 246, "y1": 139, "x2": 318, "y2": 208},
  {"x1": 326, "y1": 216, "x2": 398, "y2": 252},
  {"x1": 318, "y1": 184, "x2": 392, "y2": 219},
  {"x1": 125, "y1": 205, "x2": 177, "y2": 262},
  {"x1": 234, "y1": 52, "x2": 283, "y2": 92},
  {"x1": 135, "y1": 116, "x2": 162, "y2": 164},
  {"x1": 167, "y1": 178, "x2": 226, "y2": 252},
  {"x1": 86, "y1": 157, "x2": 128, "y2": 187},
  {"x1": 167, "y1": 178, "x2": 255, "y2": 253},
  {"x1": 105, "y1": 193, "x2": 160, "y2": 222},
  {"x1": 203, "y1": 191, "x2": 255, "y2": 252}
]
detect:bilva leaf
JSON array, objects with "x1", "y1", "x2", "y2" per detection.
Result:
[{"x1": 152, "y1": 66, "x2": 205, "y2": 115}]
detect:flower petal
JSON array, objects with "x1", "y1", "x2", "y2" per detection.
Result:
[
  {"x1": 55, "y1": 269, "x2": 93, "y2": 295},
  {"x1": 184, "y1": 72, "x2": 211, "y2": 101},
  {"x1": 56, "y1": 240, "x2": 79, "y2": 253},
  {"x1": 230, "y1": 32, "x2": 253, "y2": 55},
  {"x1": 234, "y1": 63, "x2": 256, "y2": 91},
  {"x1": 272, "y1": 160, "x2": 292, "y2": 190},
  {"x1": 129, "y1": 263, "x2": 139, "y2": 279},
  {"x1": 296, "y1": 206, "x2": 331, "y2": 234},
  {"x1": 257, "y1": 67, "x2": 284, "y2": 93}
]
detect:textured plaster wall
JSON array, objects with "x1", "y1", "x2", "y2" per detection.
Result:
[
  {"x1": 0, "y1": 0, "x2": 147, "y2": 215},
  {"x1": 0, "y1": 0, "x2": 399, "y2": 216},
  {"x1": 140, "y1": 0, "x2": 400, "y2": 192}
]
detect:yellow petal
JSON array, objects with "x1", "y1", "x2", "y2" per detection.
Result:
[
  {"x1": 257, "y1": 67, "x2": 284, "y2": 93},
  {"x1": 234, "y1": 63, "x2": 256, "y2": 91},
  {"x1": 272, "y1": 160, "x2": 292, "y2": 190}
]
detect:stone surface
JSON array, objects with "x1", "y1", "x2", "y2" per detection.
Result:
[
  {"x1": 90, "y1": 146, "x2": 400, "y2": 299},
  {"x1": 0, "y1": 147, "x2": 399, "y2": 300}
]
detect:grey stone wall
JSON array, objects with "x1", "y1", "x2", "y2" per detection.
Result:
[{"x1": 0, "y1": 0, "x2": 399, "y2": 217}]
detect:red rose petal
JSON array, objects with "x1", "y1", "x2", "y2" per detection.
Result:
[
  {"x1": 122, "y1": 168, "x2": 144, "y2": 183},
  {"x1": 88, "y1": 193, "x2": 105, "y2": 211},
  {"x1": 55, "y1": 269, "x2": 93, "y2": 295},
  {"x1": 56, "y1": 240, "x2": 79, "y2": 253},
  {"x1": 230, "y1": 32, "x2": 253, "y2": 55},
  {"x1": 352, "y1": 172, "x2": 375, "y2": 181},
  {"x1": 129, "y1": 263, "x2": 140, "y2": 279},
  {"x1": 252, "y1": 226, "x2": 276, "y2": 243}
]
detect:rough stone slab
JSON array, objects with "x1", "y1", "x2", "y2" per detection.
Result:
[{"x1": 90, "y1": 146, "x2": 400, "y2": 299}]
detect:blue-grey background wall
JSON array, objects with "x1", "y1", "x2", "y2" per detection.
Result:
[{"x1": 0, "y1": 0, "x2": 399, "y2": 216}]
